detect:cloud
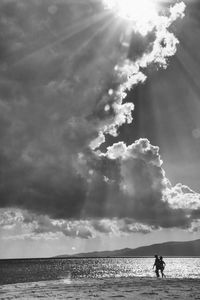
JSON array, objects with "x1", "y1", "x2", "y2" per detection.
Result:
[
  {"x1": 91, "y1": 2, "x2": 186, "y2": 149},
  {"x1": 0, "y1": 209, "x2": 23, "y2": 228},
  {"x1": 2, "y1": 137, "x2": 200, "y2": 240},
  {"x1": 0, "y1": 209, "x2": 154, "y2": 240},
  {"x1": 0, "y1": 209, "x2": 95, "y2": 240},
  {"x1": 0, "y1": 0, "x2": 121, "y2": 218},
  {"x1": 0, "y1": 0, "x2": 199, "y2": 239},
  {"x1": 100, "y1": 138, "x2": 200, "y2": 228},
  {"x1": 164, "y1": 183, "x2": 200, "y2": 211}
]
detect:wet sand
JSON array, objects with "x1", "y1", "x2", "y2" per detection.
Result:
[{"x1": 1, "y1": 277, "x2": 200, "y2": 299}]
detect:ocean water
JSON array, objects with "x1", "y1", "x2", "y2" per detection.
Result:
[{"x1": 0, "y1": 257, "x2": 200, "y2": 285}]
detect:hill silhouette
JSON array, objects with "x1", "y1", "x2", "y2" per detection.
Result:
[{"x1": 57, "y1": 239, "x2": 200, "y2": 258}]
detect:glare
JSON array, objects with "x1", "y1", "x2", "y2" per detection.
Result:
[{"x1": 103, "y1": 0, "x2": 160, "y2": 35}]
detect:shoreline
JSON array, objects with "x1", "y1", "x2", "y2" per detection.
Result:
[
  {"x1": 1, "y1": 277, "x2": 200, "y2": 299},
  {"x1": 1, "y1": 255, "x2": 200, "y2": 261}
]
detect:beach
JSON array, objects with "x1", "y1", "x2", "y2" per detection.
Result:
[{"x1": 1, "y1": 277, "x2": 200, "y2": 299}]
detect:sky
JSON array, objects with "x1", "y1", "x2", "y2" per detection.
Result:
[{"x1": 0, "y1": 0, "x2": 200, "y2": 258}]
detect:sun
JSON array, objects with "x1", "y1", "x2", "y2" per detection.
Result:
[{"x1": 103, "y1": 0, "x2": 160, "y2": 35}]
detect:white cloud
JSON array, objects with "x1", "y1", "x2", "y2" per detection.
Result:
[
  {"x1": 91, "y1": 1, "x2": 186, "y2": 150},
  {"x1": 164, "y1": 182, "x2": 200, "y2": 210}
]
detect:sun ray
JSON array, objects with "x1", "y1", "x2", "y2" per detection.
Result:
[
  {"x1": 175, "y1": 49, "x2": 200, "y2": 98},
  {"x1": 12, "y1": 10, "x2": 110, "y2": 66},
  {"x1": 69, "y1": 18, "x2": 114, "y2": 58}
]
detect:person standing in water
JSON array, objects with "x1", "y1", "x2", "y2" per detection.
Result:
[
  {"x1": 153, "y1": 254, "x2": 160, "y2": 277},
  {"x1": 159, "y1": 256, "x2": 166, "y2": 278}
]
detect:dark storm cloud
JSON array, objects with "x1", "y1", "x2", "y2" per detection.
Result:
[
  {"x1": 0, "y1": 0, "x2": 199, "y2": 236},
  {"x1": 0, "y1": 0, "x2": 122, "y2": 218},
  {"x1": 0, "y1": 0, "x2": 136, "y2": 222}
]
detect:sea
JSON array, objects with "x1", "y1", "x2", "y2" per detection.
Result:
[{"x1": 0, "y1": 257, "x2": 200, "y2": 285}]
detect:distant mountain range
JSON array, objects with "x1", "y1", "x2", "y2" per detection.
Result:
[{"x1": 57, "y1": 239, "x2": 200, "y2": 258}]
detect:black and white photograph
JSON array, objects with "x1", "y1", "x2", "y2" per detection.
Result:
[{"x1": 0, "y1": 0, "x2": 200, "y2": 299}]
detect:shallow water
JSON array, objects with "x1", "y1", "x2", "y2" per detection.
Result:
[{"x1": 1, "y1": 257, "x2": 200, "y2": 285}]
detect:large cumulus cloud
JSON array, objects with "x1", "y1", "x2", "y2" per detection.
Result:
[{"x1": 0, "y1": 0, "x2": 200, "y2": 240}]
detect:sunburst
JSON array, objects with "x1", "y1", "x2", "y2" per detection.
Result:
[{"x1": 103, "y1": 0, "x2": 160, "y2": 35}]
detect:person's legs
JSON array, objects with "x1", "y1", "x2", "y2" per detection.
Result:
[
  {"x1": 161, "y1": 268, "x2": 165, "y2": 278},
  {"x1": 155, "y1": 268, "x2": 160, "y2": 277}
]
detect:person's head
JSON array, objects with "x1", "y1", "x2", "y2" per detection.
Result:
[
  {"x1": 155, "y1": 254, "x2": 158, "y2": 258},
  {"x1": 160, "y1": 256, "x2": 163, "y2": 260}
]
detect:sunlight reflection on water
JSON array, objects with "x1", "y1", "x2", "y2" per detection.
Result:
[
  {"x1": 71, "y1": 257, "x2": 200, "y2": 279},
  {"x1": 61, "y1": 257, "x2": 200, "y2": 279},
  {"x1": 63, "y1": 278, "x2": 72, "y2": 284},
  {"x1": 1, "y1": 257, "x2": 200, "y2": 285}
]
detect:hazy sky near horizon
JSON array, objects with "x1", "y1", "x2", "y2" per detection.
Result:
[{"x1": 0, "y1": 0, "x2": 200, "y2": 258}]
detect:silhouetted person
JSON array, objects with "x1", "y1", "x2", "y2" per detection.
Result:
[
  {"x1": 153, "y1": 254, "x2": 160, "y2": 277},
  {"x1": 159, "y1": 256, "x2": 166, "y2": 278}
]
